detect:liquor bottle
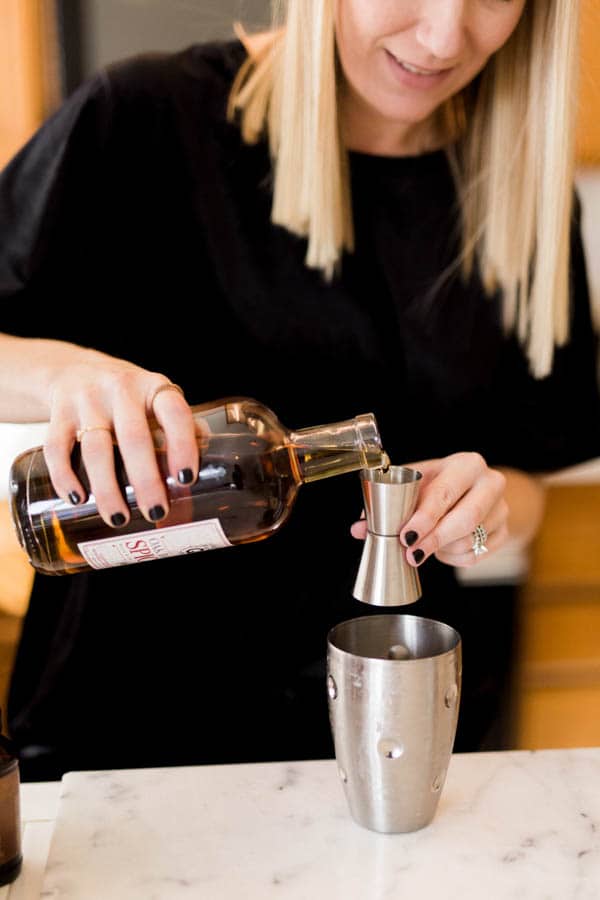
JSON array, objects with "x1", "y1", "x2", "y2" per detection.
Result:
[
  {"x1": 9, "y1": 397, "x2": 387, "y2": 576},
  {"x1": 0, "y1": 711, "x2": 21, "y2": 887}
]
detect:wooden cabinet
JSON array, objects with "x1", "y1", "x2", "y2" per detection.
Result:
[
  {"x1": 0, "y1": 0, "x2": 60, "y2": 168},
  {"x1": 0, "y1": 502, "x2": 32, "y2": 619},
  {"x1": 578, "y1": 0, "x2": 600, "y2": 164},
  {"x1": 515, "y1": 485, "x2": 600, "y2": 748},
  {"x1": 0, "y1": 502, "x2": 30, "y2": 724}
]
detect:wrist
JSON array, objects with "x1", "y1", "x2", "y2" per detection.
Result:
[{"x1": 497, "y1": 466, "x2": 546, "y2": 548}]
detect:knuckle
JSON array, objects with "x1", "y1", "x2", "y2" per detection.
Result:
[
  {"x1": 431, "y1": 484, "x2": 456, "y2": 512},
  {"x1": 144, "y1": 373, "x2": 174, "y2": 402},
  {"x1": 79, "y1": 445, "x2": 108, "y2": 467},
  {"x1": 92, "y1": 485, "x2": 120, "y2": 510},
  {"x1": 78, "y1": 381, "x2": 103, "y2": 407},
  {"x1": 167, "y1": 432, "x2": 195, "y2": 458},
  {"x1": 461, "y1": 536, "x2": 474, "y2": 556},
  {"x1": 491, "y1": 469, "x2": 507, "y2": 493},
  {"x1": 119, "y1": 428, "x2": 152, "y2": 452},
  {"x1": 147, "y1": 370, "x2": 169, "y2": 384},
  {"x1": 44, "y1": 432, "x2": 71, "y2": 460},
  {"x1": 428, "y1": 531, "x2": 442, "y2": 554},
  {"x1": 468, "y1": 502, "x2": 486, "y2": 531},
  {"x1": 130, "y1": 475, "x2": 165, "y2": 499},
  {"x1": 128, "y1": 474, "x2": 153, "y2": 495},
  {"x1": 43, "y1": 445, "x2": 73, "y2": 490},
  {"x1": 497, "y1": 523, "x2": 509, "y2": 545},
  {"x1": 458, "y1": 546, "x2": 477, "y2": 567},
  {"x1": 469, "y1": 451, "x2": 486, "y2": 470},
  {"x1": 47, "y1": 470, "x2": 73, "y2": 497},
  {"x1": 108, "y1": 369, "x2": 141, "y2": 394}
]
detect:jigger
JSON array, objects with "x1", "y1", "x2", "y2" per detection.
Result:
[{"x1": 353, "y1": 466, "x2": 422, "y2": 606}]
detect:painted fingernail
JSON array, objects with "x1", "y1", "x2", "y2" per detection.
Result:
[
  {"x1": 412, "y1": 549, "x2": 425, "y2": 565},
  {"x1": 148, "y1": 505, "x2": 166, "y2": 521},
  {"x1": 111, "y1": 512, "x2": 126, "y2": 527},
  {"x1": 177, "y1": 468, "x2": 194, "y2": 485},
  {"x1": 405, "y1": 530, "x2": 419, "y2": 547},
  {"x1": 68, "y1": 491, "x2": 81, "y2": 505}
]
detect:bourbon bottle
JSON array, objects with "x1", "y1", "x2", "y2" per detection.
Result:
[{"x1": 9, "y1": 397, "x2": 386, "y2": 576}]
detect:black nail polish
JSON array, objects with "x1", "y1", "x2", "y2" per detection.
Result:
[
  {"x1": 177, "y1": 468, "x2": 194, "y2": 485},
  {"x1": 68, "y1": 491, "x2": 81, "y2": 505},
  {"x1": 148, "y1": 505, "x2": 165, "y2": 521},
  {"x1": 111, "y1": 513, "x2": 126, "y2": 527},
  {"x1": 405, "y1": 530, "x2": 419, "y2": 547},
  {"x1": 412, "y1": 549, "x2": 425, "y2": 565}
]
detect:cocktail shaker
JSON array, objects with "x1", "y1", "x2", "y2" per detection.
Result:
[{"x1": 327, "y1": 613, "x2": 462, "y2": 833}]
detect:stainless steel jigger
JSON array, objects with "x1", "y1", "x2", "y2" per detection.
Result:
[{"x1": 353, "y1": 465, "x2": 422, "y2": 606}]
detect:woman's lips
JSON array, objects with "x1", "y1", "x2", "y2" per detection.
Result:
[{"x1": 384, "y1": 49, "x2": 454, "y2": 90}]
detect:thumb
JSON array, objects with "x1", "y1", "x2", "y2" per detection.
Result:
[{"x1": 350, "y1": 510, "x2": 367, "y2": 540}]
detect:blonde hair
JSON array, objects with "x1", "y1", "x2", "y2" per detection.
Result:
[{"x1": 228, "y1": 0, "x2": 580, "y2": 377}]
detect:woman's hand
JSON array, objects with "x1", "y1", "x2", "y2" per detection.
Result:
[
  {"x1": 351, "y1": 452, "x2": 510, "y2": 568},
  {"x1": 42, "y1": 345, "x2": 198, "y2": 527}
]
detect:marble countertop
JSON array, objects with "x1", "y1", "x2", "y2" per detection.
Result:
[{"x1": 5, "y1": 748, "x2": 600, "y2": 899}]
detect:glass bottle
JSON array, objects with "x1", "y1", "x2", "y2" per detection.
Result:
[
  {"x1": 9, "y1": 396, "x2": 387, "y2": 576},
  {"x1": 0, "y1": 711, "x2": 21, "y2": 886}
]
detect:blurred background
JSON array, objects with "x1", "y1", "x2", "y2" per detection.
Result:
[{"x1": 0, "y1": 0, "x2": 600, "y2": 750}]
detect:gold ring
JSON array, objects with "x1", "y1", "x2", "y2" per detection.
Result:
[
  {"x1": 76, "y1": 426, "x2": 113, "y2": 442},
  {"x1": 149, "y1": 382, "x2": 186, "y2": 409}
]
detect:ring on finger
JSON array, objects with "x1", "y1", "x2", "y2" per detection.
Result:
[
  {"x1": 76, "y1": 425, "x2": 113, "y2": 442},
  {"x1": 149, "y1": 382, "x2": 186, "y2": 411},
  {"x1": 471, "y1": 523, "x2": 489, "y2": 558}
]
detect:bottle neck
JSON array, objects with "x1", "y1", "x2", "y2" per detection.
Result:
[{"x1": 289, "y1": 413, "x2": 386, "y2": 483}]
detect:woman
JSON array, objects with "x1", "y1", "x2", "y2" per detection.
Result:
[{"x1": 0, "y1": 0, "x2": 597, "y2": 779}]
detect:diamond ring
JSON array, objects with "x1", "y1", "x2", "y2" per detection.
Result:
[{"x1": 471, "y1": 524, "x2": 489, "y2": 558}]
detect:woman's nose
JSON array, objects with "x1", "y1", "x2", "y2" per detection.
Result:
[{"x1": 414, "y1": 1, "x2": 468, "y2": 62}]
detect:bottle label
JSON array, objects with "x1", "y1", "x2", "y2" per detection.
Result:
[{"x1": 78, "y1": 519, "x2": 232, "y2": 569}]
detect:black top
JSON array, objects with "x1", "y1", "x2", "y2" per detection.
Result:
[{"x1": 2, "y1": 40, "x2": 599, "y2": 776}]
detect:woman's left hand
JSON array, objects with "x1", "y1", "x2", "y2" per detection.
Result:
[{"x1": 352, "y1": 452, "x2": 509, "y2": 568}]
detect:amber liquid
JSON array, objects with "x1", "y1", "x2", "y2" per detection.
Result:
[{"x1": 10, "y1": 433, "x2": 374, "y2": 576}]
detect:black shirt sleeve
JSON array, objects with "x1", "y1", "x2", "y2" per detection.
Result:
[{"x1": 0, "y1": 41, "x2": 247, "y2": 360}]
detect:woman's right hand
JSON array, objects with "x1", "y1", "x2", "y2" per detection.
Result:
[{"x1": 42, "y1": 346, "x2": 198, "y2": 527}]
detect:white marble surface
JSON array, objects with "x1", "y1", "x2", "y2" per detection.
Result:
[
  {"x1": 0, "y1": 781, "x2": 60, "y2": 900},
  {"x1": 22, "y1": 748, "x2": 600, "y2": 899}
]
